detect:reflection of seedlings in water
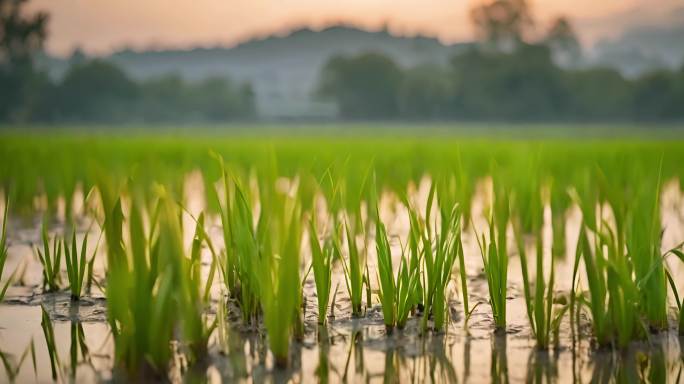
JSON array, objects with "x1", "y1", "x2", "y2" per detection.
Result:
[
  {"x1": 588, "y1": 344, "x2": 669, "y2": 383},
  {"x1": 463, "y1": 336, "x2": 471, "y2": 383},
  {"x1": 570, "y1": 338, "x2": 580, "y2": 383},
  {"x1": 214, "y1": 317, "x2": 250, "y2": 381},
  {"x1": 36, "y1": 219, "x2": 63, "y2": 293},
  {"x1": 228, "y1": 331, "x2": 249, "y2": 380},
  {"x1": 490, "y1": 334, "x2": 509, "y2": 384},
  {"x1": 525, "y1": 350, "x2": 559, "y2": 384},
  {"x1": 315, "y1": 326, "x2": 330, "y2": 383},
  {"x1": 426, "y1": 335, "x2": 458, "y2": 383},
  {"x1": 589, "y1": 350, "x2": 615, "y2": 383},
  {"x1": 383, "y1": 348, "x2": 398, "y2": 383},
  {"x1": 342, "y1": 330, "x2": 365, "y2": 382},
  {"x1": 40, "y1": 306, "x2": 60, "y2": 381},
  {"x1": 69, "y1": 320, "x2": 90, "y2": 379},
  {"x1": 642, "y1": 345, "x2": 666, "y2": 384},
  {"x1": 0, "y1": 340, "x2": 36, "y2": 382}
]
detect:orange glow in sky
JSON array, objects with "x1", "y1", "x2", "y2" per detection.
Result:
[{"x1": 29, "y1": 0, "x2": 678, "y2": 56}]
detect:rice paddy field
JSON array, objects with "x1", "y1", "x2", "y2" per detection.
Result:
[{"x1": 1, "y1": 127, "x2": 684, "y2": 383}]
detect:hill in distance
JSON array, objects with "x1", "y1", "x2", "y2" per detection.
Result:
[
  {"x1": 38, "y1": 21, "x2": 684, "y2": 119},
  {"x1": 41, "y1": 26, "x2": 468, "y2": 119}
]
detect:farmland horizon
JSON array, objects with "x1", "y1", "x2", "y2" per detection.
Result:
[{"x1": 3, "y1": 122, "x2": 684, "y2": 140}]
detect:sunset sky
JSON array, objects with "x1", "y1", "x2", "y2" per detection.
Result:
[{"x1": 29, "y1": 0, "x2": 682, "y2": 57}]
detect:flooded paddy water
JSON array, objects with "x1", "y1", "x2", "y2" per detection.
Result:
[{"x1": 1, "y1": 175, "x2": 684, "y2": 383}]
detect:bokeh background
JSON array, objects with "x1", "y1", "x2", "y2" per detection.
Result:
[{"x1": 2, "y1": 0, "x2": 683, "y2": 124}]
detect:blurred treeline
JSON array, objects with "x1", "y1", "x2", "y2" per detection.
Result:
[
  {"x1": 28, "y1": 60, "x2": 255, "y2": 123},
  {"x1": 317, "y1": 1, "x2": 684, "y2": 122},
  {"x1": 2, "y1": 0, "x2": 684, "y2": 124},
  {"x1": 317, "y1": 47, "x2": 684, "y2": 121},
  {"x1": 0, "y1": 0, "x2": 255, "y2": 123}
]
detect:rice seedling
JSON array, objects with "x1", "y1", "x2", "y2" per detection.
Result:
[
  {"x1": 568, "y1": 177, "x2": 597, "y2": 338},
  {"x1": 572, "y1": 185, "x2": 645, "y2": 348},
  {"x1": 258, "y1": 179, "x2": 303, "y2": 368},
  {"x1": 181, "y1": 212, "x2": 218, "y2": 363},
  {"x1": 626, "y1": 181, "x2": 668, "y2": 330},
  {"x1": 308, "y1": 215, "x2": 333, "y2": 325},
  {"x1": 434, "y1": 175, "x2": 475, "y2": 325},
  {"x1": 337, "y1": 217, "x2": 367, "y2": 317},
  {"x1": 36, "y1": 219, "x2": 62, "y2": 293},
  {"x1": 664, "y1": 247, "x2": 684, "y2": 335},
  {"x1": 513, "y1": 185, "x2": 566, "y2": 349},
  {"x1": 404, "y1": 183, "x2": 463, "y2": 332},
  {"x1": 402, "y1": 191, "x2": 425, "y2": 313},
  {"x1": 63, "y1": 230, "x2": 98, "y2": 300},
  {"x1": 395, "y1": 247, "x2": 419, "y2": 329},
  {"x1": 666, "y1": 277, "x2": 684, "y2": 335},
  {"x1": 574, "y1": 224, "x2": 611, "y2": 347},
  {"x1": 475, "y1": 184, "x2": 510, "y2": 331},
  {"x1": 215, "y1": 164, "x2": 262, "y2": 325},
  {"x1": 375, "y1": 207, "x2": 397, "y2": 331},
  {"x1": 428, "y1": 204, "x2": 463, "y2": 332},
  {"x1": 375, "y1": 202, "x2": 419, "y2": 332},
  {"x1": 212, "y1": 154, "x2": 238, "y2": 298},
  {"x1": 103, "y1": 185, "x2": 178, "y2": 379},
  {"x1": 0, "y1": 196, "x2": 12, "y2": 302},
  {"x1": 215, "y1": 290, "x2": 230, "y2": 355},
  {"x1": 331, "y1": 166, "x2": 371, "y2": 318}
]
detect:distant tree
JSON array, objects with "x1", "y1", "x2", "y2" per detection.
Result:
[
  {"x1": 0, "y1": 0, "x2": 49, "y2": 121},
  {"x1": 632, "y1": 70, "x2": 680, "y2": 121},
  {"x1": 138, "y1": 74, "x2": 255, "y2": 122},
  {"x1": 188, "y1": 77, "x2": 255, "y2": 121},
  {"x1": 470, "y1": 0, "x2": 534, "y2": 51},
  {"x1": 139, "y1": 75, "x2": 189, "y2": 122},
  {"x1": 398, "y1": 65, "x2": 451, "y2": 119},
  {"x1": 68, "y1": 47, "x2": 88, "y2": 66},
  {"x1": 53, "y1": 60, "x2": 139, "y2": 122},
  {"x1": 317, "y1": 53, "x2": 402, "y2": 119},
  {"x1": 563, "y1": 68, "x2": 632, "y2": 120},
  {"x1": 545, "y1": 17, "x2": 581, "y2": 67},
  {"x1": 449, "y1": 44, "x2": 565, "y2": 120}
]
